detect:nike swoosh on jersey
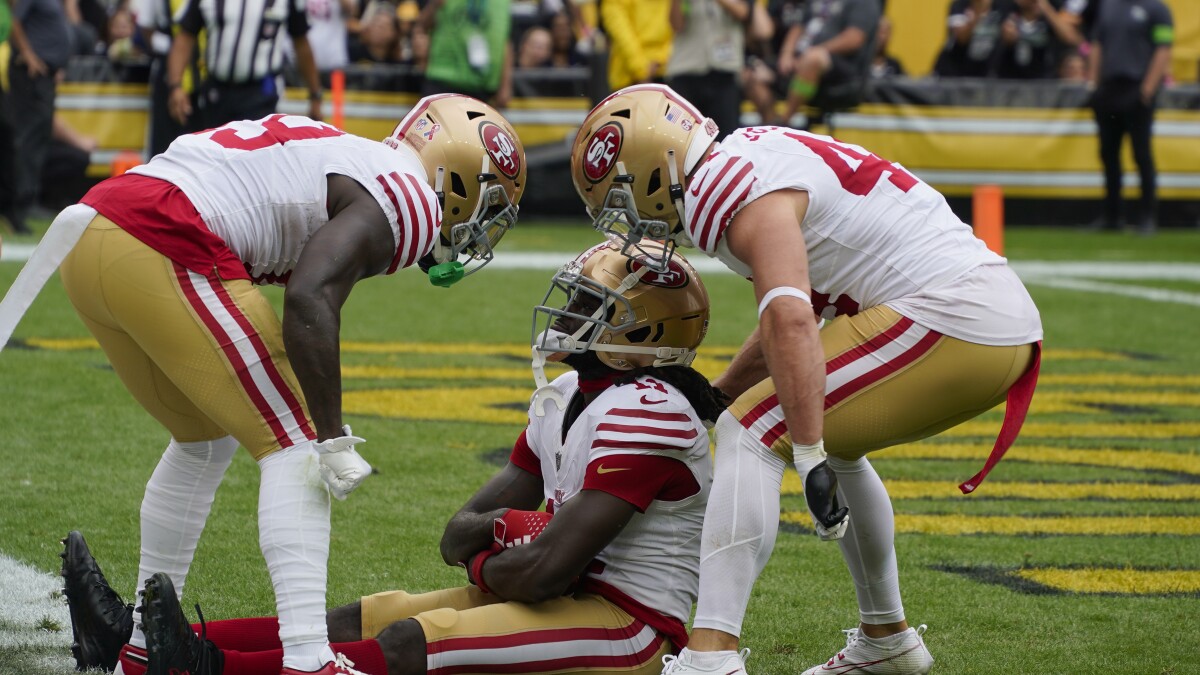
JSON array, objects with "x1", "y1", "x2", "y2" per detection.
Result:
[
  {"x1": 639, "y1": 396, "x2": 667, "y2": 405},
  {"x1": 596, "y1": 465, "x2": 632, "y2": 474}
]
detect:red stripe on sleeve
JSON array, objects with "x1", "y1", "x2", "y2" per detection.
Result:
[
  {"x1": 583, "y1": 454, "x2": 700, "y2": 511},
  {"x1": 605, "y1": 408, "x2": 693, "y2": 423},
  {"x1": 696, "y1": 162, "x2": 754, "y2": 252},
  {"x1": 595, "y1": 423, "x2": 699, "y2": 439},
  {"x1": 705, "y1": 177, "x2": 755, "y2": 251},
  {"x1": 508, "y1": 429, "x2": 541, "y2": 477},
  {"x1": 388, "y1": 175, "x2": 423, "y2": 274}
]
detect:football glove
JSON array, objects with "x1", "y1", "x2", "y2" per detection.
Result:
[
  {"x1": 493, "y1": 510, "x2": 553, "y2": 550},
  {"x1": 804, "y1": 459, "x2": 849, "y2": 541},
  {"x1": 314, "y1": 425, "x2": 372, "y2": 500}
]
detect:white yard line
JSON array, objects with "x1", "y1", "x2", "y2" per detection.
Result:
[
  {"x1": 0, "y1": 551, "x2": 76, "y2": 675},
  {"x1": 5, "y1": 244, "x2": 1200, "y2": 306}
]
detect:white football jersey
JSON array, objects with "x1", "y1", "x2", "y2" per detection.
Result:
[
  {"x1": 522, "y1": 371, "x2": 711, "y2": 626},
  {"x1": 683, "y1": 126, "x2": 1041, "y2": 345},
  {"x1": 131, "y1": 114, "x2": 440, "y2": 283}
]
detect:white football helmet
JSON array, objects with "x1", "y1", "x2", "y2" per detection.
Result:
[{"x1": 385, "y1": 94, "x2": 526, "y2": 285}]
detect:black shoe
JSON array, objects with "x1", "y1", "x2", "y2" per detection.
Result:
[
  {"x1": 60, "y1": 531, "x2": 134, "y2": 672},
  {"x1": 804, "y1": 460, "x2": 849, "y2": 532},
  {"x1": 142, "y1": 573, "x2": 223, "y2": 675}
]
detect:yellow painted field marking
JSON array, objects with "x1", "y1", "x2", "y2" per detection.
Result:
[
  {"x1": 344, "y1": 386, "x2": 530, "y2": 425},
  {"x1": 1039, "y1": 374, "x2": 1200, "y2": 388},
  {"x1": 945, "y1": 420, "x2": 1200, "y2": 440},
  {"x1": 1030, "y1": 390, "x2": 1200, "y2": 414},
  {"x1": 24, "y1": 337, "x2": 100, "y2": 350},
  {"x1": 885, "y1": 444, "x2": 1200, "y2": 476},
  {"x1": 1013, "y1": 568, "x2": 1200, "y2": 594},
  {"x1": 779, "y1": 476, "x2": 1200, "y2": 500},
  {"x1": 781, "y1": 511, "x2": 1200, "y2": 535}
]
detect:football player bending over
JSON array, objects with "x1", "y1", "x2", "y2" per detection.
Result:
[
  {"x1": 570, "y1": 85, "x2": 1043, "y2": 675},
  {"x1": 66, "y1": 241, "x2": 726, "y2": 675},
  {"x1": 48, "y1": 95, "x2": 525, "y2": 675}
]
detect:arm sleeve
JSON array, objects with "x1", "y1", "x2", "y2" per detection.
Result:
[
  {"x1": 287, "y1": 0, "x2": 309, "y2": 38},
  {"x1": 582, "y1": 454, "x2": 700, "y2": 512},
  {"x1": 175, "y1": 0, "x2": 204, "y2": 35},
  {"x1": 509, "y1": 429, "x2": 542, "y2": 478}
]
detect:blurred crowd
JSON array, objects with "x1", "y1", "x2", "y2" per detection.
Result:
[{"x1": 0, "y1": 0, "x2": 1184, "y2": 233}]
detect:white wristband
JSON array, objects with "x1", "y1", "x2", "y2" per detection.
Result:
[{"x1": 758, "y1": 286, "x2": 812, "y2": 319}]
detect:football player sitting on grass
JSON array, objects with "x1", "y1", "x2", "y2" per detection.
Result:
[{"x1": 63, "y1": 240, "x2": 727, "y2": 675}]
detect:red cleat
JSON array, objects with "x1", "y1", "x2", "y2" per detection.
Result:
[{"x1": 280, "y1": 653, "x2": 370, "y2": 675}]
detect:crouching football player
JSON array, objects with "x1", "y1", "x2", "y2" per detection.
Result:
[{"x1": 68, "y1": 241, "x2": 725, "y2": 675}]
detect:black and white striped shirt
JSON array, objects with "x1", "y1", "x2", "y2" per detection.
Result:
[{"x1": 176, "y1": 0, "x2": 309, "y2": 84}]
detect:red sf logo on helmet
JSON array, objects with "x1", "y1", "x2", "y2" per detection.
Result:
[
  {"x1": 480, "y1": 122, "x2": 521, "y2": 179},
  {"x1": 584, "y1": 123, "x2": 623, "y2": 182},
  {"x1": 627, "y1": 257, "x2": 690, "y2": 289}
]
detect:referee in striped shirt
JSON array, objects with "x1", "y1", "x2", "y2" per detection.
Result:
[{"x1": 165, "y1": 0, "x2": 323, "y2": 129}]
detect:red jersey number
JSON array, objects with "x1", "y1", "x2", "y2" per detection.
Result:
[
  {"x1": 208, "y1": 114, "x2": 344, "y2": 151},
  {"x1": 782, "y1": 131, "x2": 917, "y2": 197}
]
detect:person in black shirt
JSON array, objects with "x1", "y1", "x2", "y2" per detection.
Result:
[
  {"x1": 1087, "y1": 0, "x2": 1173, "y2": 234},
  {"x1": 934, "y1": 0, "x2": 1007, "y2": 78}
]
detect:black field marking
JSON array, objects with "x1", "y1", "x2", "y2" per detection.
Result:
[{"x1": 933, "y1": 564, "x2": 1200, "y2": 598}]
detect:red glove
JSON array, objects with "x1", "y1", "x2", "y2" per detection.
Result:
[{"x1": 493, "y1": 510, "x2": 553, "y2": 550}]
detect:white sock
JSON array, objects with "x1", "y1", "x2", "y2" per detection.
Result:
[
  {"x1": 130, "y1": 437, "x2": 238, "y2": 649},
  {"x1": 693, "y1": 412, "x2": 785, "y2": 637},
  {"x1": 828, "y1": 456, "x2": 905, "y2": 625},
  {"x1": 682, "y1": 647, "x2": 741, "y2": 669},
  {"x1": 258, "y1": 442, "x2": 332, "y2": 671}
]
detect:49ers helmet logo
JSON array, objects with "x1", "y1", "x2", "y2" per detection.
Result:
[
  {"x1": 584, "y1": 123, "x2": 623, "y2": 182},
  {"x1": 627, "y1": 256, "x2": 690, "y2": 289},
  {"x1": 480, "y1": 122, "x2": 521, "y2": 179}
]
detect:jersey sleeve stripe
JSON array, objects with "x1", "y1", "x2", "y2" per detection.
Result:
[
  {"x1": 402, "y1": 172, "x2": 439, "y2": 266},
  {"x1": 604, "y1": 408, "x2": 693, "y2": 423},
  {"x1": 591, "y1": 439, "x2": 692, "y2": 451},
  {"x1": 595, "y1": 422, "x2": 699, "y2": 439},
  {"x1": 696, "y1": 162, "x2": 754, "y2": 252},
  {"x1": 387, "y1": 174, "x2": 423, "y2": 274},
  {"x1": 692, "y1": 156, "x2": 741, "y2": 223},
  {"x1": 376, "y1": 175, "x2": 407, "y2": 274},
  {"x1": 391, "y1": 171, "x2": 426, "y2": 270},
  {"x1": 703, "y1": 176, "x2": 756, "y2": 252}
]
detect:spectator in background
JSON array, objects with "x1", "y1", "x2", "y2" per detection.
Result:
[
  {"x1": 547, "y1": 10, "x2": 583, "y2": 67},
  {"x1": 601, "y1": 0, "x2": 672, "y2": 90},
  {"x1": 165, "y1": 0, "x2": 323, "y2": 129},
  {"x1": 134, "y1": 0, "x2": 202, "y2": 157},
  {"x1": 996, "y1": 0, "x2": 1063, "y2": 79},
  {"x1": 516, "y1": 25, "x2": 552, "y2": 68},
  {"x1": 743, "y1": 0, "x2": 805, "y2": 126},
  {"x1": 933, "y1": 0, "x2": 1006, "y2": 78},
  {"x1": 0, "y1": 0, "x2": 19, "y2": 235},
  {"x1": 420, "y1": 0, "x2": 513, "y2": 107},
  {"x1": 395, "y1": 0, "x2": 427, "y2": 70},
  {"x1": 1058, "y1": 48, "x2": 1086, "y2": 81},
  {"x1": 348, "y1": 0, "x2": 401, "y2": 64},
  {"x1": 39, "y1": 114, "x2": 95, "y2": 210},
  {"x1": 666, "y1": 0, "x2": 748, "y2": 140},
  {"x1": 1087, "y1": 0, "x2": 1173, "y2": 235},
  {"x1": 106, "y1": 5, "x2": 141, "y2": 61},
  {"x1": 4, "y1": 0, "x2": 72, "y2": 235},
  {"x1": 301, "y1": 0, "x2": 357, "y2": 74},
  {"x1": 778, "y1": 0, "x2": 880, "y2": 124},
  {"x1": 870, "y1": 14, "x2": 905, "y2": 79}
]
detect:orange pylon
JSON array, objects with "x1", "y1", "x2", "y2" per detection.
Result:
[{"x1": 972, "y1": 184, "x2": 1005, "y2": 255}]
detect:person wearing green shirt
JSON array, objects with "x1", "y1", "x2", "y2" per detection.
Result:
[{"x1": 418, "y1": 0, "x2": 513, "y2": 108}]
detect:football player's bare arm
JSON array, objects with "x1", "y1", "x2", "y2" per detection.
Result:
[
  {"x1": 477, "y1": 489, "x2": 637, "y2": 604},
  {"x1": 711, "y1": 326, "x2": 768, "y2": 402},
  {"x1": 282, "y1": 175, "x2": 396, "y2": 441},
  {"x1": 165, "y1": 29, "x2": 197, "y2": 124},
  {"x1": 440, "y1": 462, "x2": 544, "y2": 566},
  {"x1": 724, "y1": 189, "x2": 824, "y2": 445}
]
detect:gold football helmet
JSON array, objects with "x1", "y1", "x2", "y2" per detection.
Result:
[
  {"x1": 533, "y1": 240, "x2": 710, "y2": 372},
  {"x1": 569, "y1": 84, "x2": 719, "y2": 270},
  {"x1": 385, "y1": 94, "x2": 526, "y2": 284}
]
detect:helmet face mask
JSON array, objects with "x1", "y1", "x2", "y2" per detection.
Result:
[
  {"x1": 571, "y1": 85, "x2": 718, "y2": 272},
  {"x1": 531, "y1": 241, "x2": 710, "y2": 373}
]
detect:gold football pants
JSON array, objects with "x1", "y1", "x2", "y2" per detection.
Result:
[{"x1": 60, "y1": 216, "x2": 315, "y2": 459}]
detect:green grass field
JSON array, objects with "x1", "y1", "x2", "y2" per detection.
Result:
[{"x1": 1, "y1": 221, "x2": 1199, "y2": 674}]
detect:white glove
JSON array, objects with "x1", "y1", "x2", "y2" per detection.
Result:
[{"x1": 314, "y1": 425, "x2": 372, "y2": 500}]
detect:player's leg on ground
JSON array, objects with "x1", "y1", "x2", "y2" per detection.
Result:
[{"x1": 367, "y1": 588, "x2": 671, "y2": 675}]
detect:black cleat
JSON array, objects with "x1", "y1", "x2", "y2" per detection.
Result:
[
  {"x1": 142, "y1": 573, "x2": 223, "y2": 675},
  {"x1": 60, "y1": 531, "x2": 134, "y2": 672},
  {"x1": 804, "y1": 460, "x2": 850, "y2": 533}
]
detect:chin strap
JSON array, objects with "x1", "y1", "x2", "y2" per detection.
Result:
[
  {"x1": 531, "y1": 345, "x2": 567, "y2": 417},
  {"x1": 665, "y1": 149, "x2": 694, "y2": 248}
]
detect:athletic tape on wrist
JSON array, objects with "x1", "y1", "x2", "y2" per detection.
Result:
[{"x1": 758, "y1": 286, "x2": 812, "y2": 319}]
